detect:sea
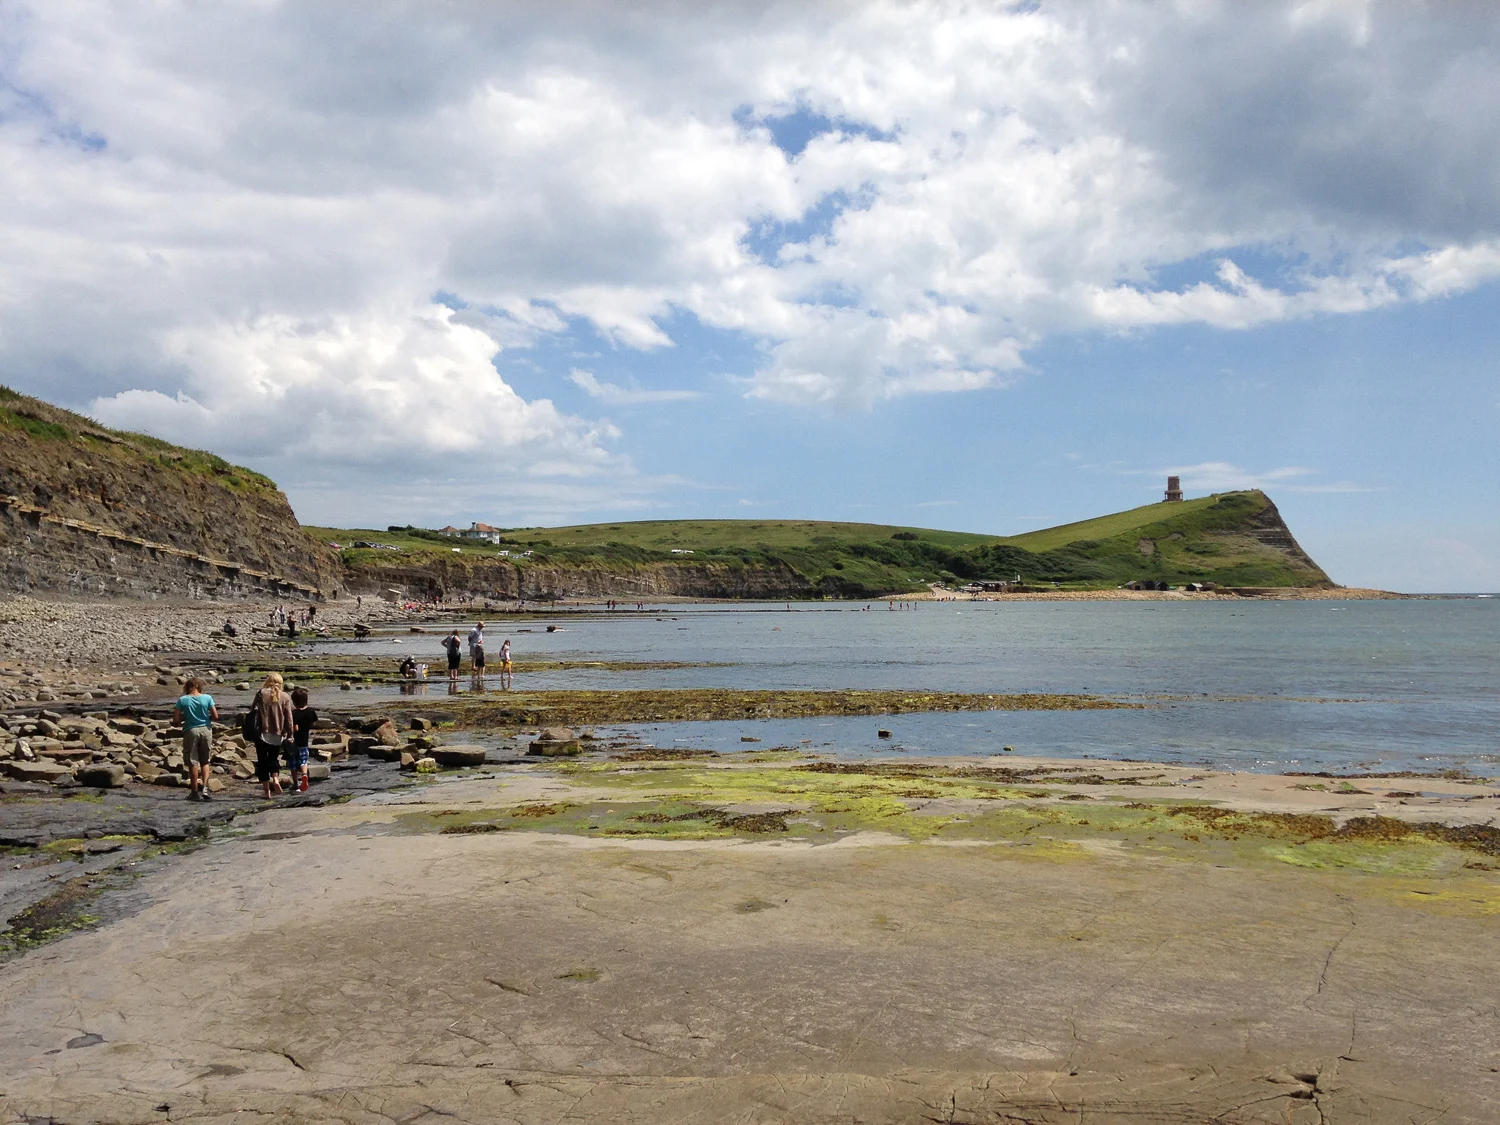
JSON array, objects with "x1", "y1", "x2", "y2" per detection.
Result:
[{"x1": 304, "y1": 597, "x2": 1500, "y2": 777}]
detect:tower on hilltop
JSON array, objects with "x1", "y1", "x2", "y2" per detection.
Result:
[{"x1": 1164, "y1": 475, "x2": 1183, "y2": 502}]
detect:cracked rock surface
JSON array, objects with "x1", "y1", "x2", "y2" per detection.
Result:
[{"x1": 1, "y1": 778, "x2": 1496, "y2": 1124}]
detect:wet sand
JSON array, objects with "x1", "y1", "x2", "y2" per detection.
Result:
[{"x1": 1, "y1": 753, "x2": 1497, "y2": 1123}]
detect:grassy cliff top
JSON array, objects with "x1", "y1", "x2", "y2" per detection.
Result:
[
  {"x1": 313, "y1": 490, "x2": 1333, "y2": 593},
  {"x1": 0, "y1": 386, "x2": 277, "y2": 496}
]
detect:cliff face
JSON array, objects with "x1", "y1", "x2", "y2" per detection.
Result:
[
  {"x1": 342, "y1": 556, "x2": 817, "y2": 601},
  {"x1": 0, "y1": 389, "x2": 339, "y2": 599}
]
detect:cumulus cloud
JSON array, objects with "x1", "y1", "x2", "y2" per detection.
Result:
[{"x1": 1, "y1": 0, "x2": 1498, "y2": 508}]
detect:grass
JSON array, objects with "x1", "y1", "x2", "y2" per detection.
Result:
[
  {"x1": 317, "y1": 489, "x2": 1332, "y2": 594},
  {"x1": 0, "y1": 385, "x2": 279, "y2": 497},
  {"x1": 1000, "y1": 496, "x2": 1224, "y2": 553}
]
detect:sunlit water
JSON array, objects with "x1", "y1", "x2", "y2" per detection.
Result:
[{"x1": 301, "y1": 598, "x2": 1500, "y2": 776}]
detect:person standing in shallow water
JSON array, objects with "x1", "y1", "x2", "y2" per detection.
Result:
[
  {"x1": 442, "y1": 631, "x2": 462, "y2": 681},
  {"x1": 471, "y1": 633, "x2": 487, "y2": 682},
  {"x1": 468, "y1": 621, "x2": 484, "y2": 669},
  {"x1": 498, "y1": 637, "x2": 512, "y2": 690},
  {"x1": 173, "y1": 678, "x2": 219, "y2": 801},
  {"x1": 252, "y1": 673, "x2": 295, "y2": 799}
]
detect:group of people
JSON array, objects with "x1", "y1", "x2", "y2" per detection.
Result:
[
  {"x1": 269, "y1": 604, "x2": 316, "y2": 628},
  {"x1": 172, "y1": 672, "x2": 318, "y2": 801},
  {"x1": 441, "y1": 621, "x2": 513, "y2": 688}
]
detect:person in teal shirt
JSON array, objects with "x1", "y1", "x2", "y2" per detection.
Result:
[{"x1": 172, "y1": 678, "x2": 219, "y2": 800}]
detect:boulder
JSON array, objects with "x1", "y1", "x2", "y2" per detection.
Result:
[
  {"x1": 152, "y1": 772, "x2": 181, "y2": 787},
  {"x1": 306, "y1": 763, "x2": 330, "y2": 781},
  {"x1": 528, "y1": 738, "x2": 581, "y2": 757},
  {"x1": 38, "y1": 746, "x2": 93, "y2": 761},
  {"x1": 415, "y1": 757, "x2": 439, "y2": 773},
  {"x1": 399, "y1": 751, "x2": 416, "y2": 770},
  {"x1": 410, "y1": 717, "x2": 433, "y2": 732},
  {"x1": 430, "y1": 745, "x2": 487, "y2": 768},
  {"x1": 372, "y1": 721, "x2": 401, "y2": 747},
  {"x1": 539, "y1": 726, "x2": 576, "y2": 743},
  {"x1": 110, "y1": 718, "x2": 146, "y2": 735},
  {"x1": 76, "y1": 763, "x2": 127, "y2": 788},
  {"x1": 1, "y1": 759, "x2": 72, "y2": 783},
  {"x1": 134, "y1": 763, "x2": 163, "y2": 783}
]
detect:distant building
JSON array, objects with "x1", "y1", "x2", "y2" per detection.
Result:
[
  {"x1": 438, "y1": 522, "x2": 506, "y2": 543},
  {"x1": 1164, "y1": 475, "x2": 1183, "y2": 502}
]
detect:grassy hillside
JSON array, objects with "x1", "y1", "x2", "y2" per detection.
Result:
[
  {"x1": 314, "y1": 490, "x2": 1333, "y2": 596},
  {"x1": 0, "y1": 386, "x2": 337, "y2": 589}
]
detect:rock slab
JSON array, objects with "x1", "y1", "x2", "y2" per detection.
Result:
[{"x1": 430, "y1": 745, "x2": 488, "y2": 768}]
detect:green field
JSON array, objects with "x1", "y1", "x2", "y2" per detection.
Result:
[{"x1": 312, "y1": 489, "x2": 1332, "y2": 595}]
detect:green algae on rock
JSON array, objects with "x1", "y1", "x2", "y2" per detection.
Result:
[{"x1": 384, "y1": 687, "x2": 1134, "y2": 727}]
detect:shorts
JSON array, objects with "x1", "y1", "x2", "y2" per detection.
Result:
[
  {"x1": 255, "y1": 742, "x2": 283, "y2": 783},
  {"x1": 182, "y1": 725, "x2": 212, "y2": 764},
  {"x1": 284, "y1": 745, "x2": 309, "y2": 771},
  {"x1": 501, "y1": 660, "x2": 513, "y2": 672},
  {"x1": 473, "y1": 650, "x2": 486, "y2": 669}
]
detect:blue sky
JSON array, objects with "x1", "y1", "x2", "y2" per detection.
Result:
[{"x1": 2, "y1": 2, "x2": 1497, "y2": 590}]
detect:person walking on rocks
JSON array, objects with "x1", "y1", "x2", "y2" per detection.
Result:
[
  {"x1": 288, "y1": 686, "x2": 317, "y2": 793},
  {"x1": 498, "y1": 637, "x2": 512, "y2": 690},
  {"x1": 173, "y1": 678, "x2": 219, "y2": 801},
  {"x1": 252, "y1": 673, "x2": 295, "y2": 799},
  {"x1": 442, "y1": 630, "x2": 462, "y2": 681}
]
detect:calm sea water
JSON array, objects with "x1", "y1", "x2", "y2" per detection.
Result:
[{"x1": 308, "y1": 598, "x2": 1500, "y2": 776}]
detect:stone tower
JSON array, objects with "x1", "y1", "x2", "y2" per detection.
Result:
[{"x1": 1164, "y1": 475, "x2": 1183, "y2": 502}]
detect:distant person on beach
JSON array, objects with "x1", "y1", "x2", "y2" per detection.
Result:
[
  {"x1": 472, "y1": 636, "x2": 486, "y2": 678},
  {"x1": 468, "y1": 621, "x2": 484, "y2": 665},
  {"x1": 222, "y1": 617, "x2": 237, "y2": 637},
  {"x1": 173, "y1": 678, "x2": 218, "y2": 801},
  {"x1": 288, "y1": 687, "x2": 316, "y2": 793},
  {"x1": 498, "y1": 638, "x2": 512, "y2": 689},
  {"x1": 399, "y1": 655, "x2": 417, "y2": 678},
  {"x1": 252, "y1": 673, "x2": 295, "y2": 799},
  {"x1": 442, "y1": 631, "x2": 462, "y2": 680}
]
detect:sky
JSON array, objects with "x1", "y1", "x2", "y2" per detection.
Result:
[{"x1": 1, "y1": 1, "x2": 1497, "y2": 592}]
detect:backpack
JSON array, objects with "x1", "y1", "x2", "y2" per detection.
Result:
[{"x1": 241, "y1": 695, "x2": 263, "y2": 742}]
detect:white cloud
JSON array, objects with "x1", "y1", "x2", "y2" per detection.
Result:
[
  {"x1": 1150, "y1": 462, "x2": 1375, "y2": 495},
  {"x1": 1, "y1": 0, "x2": 1498, "y2": 508},
  {"x1": 90, "y1": 305, "x2": 626, "y2": 522},
  {"x1": 568, "y1": 369, "x2": 701, "y2": 405}
]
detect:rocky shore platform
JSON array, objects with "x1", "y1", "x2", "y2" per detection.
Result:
[{"x1": 2, "y1": 738, "x2": 1497, "y2": 1123}]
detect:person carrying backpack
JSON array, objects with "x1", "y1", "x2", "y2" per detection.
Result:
[{"x1": 249, "y1": 673, "x2": 295, "y2": 799}]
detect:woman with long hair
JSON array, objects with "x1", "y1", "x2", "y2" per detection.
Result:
[{"x1": 252, "y1": 672, "x2": 295, "y2": 799}]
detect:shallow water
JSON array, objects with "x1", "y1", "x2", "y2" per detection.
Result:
[{"x1": 306, "y1": 598, "x2": 1500, "y2": 775}]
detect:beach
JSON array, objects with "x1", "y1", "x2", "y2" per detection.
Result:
[
  {"x1": 2, "y1": 752, "x2": 1498, "y2": 1123},
  {"x1": 3, "y1": 597, "x2": 1499, "y2": 1123}
]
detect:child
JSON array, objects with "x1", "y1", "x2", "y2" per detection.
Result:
[{"x1": 288, "y1": 686, "x2": 317, "y2": 793}]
